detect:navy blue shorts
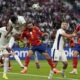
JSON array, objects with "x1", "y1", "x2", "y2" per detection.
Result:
[
  {"x1": 31, "y1": 43, "x2": 47, "y2": 53},
  {"x1": 73, "y1": 44, "x2": 80, "y2": 53}
]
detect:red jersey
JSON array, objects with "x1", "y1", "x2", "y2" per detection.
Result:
[{"x1": 21, "y1": 26, "x2": 43, "y2": 46}]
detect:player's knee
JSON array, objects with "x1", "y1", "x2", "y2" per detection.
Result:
[
  {"x1": 73, "y1": 51, "x2": 78, "y2": 57},
  {"x1": 43, "y1": 53, "x2": 49, "y2": 58},
  {"x1": 28, "y1": 50, "x2": 33, "y2": 57}
]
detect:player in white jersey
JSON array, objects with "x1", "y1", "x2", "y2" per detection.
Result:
[
  {"x1": 48, "y1": 21, "x2": 76, "y2": 79},
  {"x1": 5, "y1": 15, "x2": 26, "y2": 48},
  {"x1": 0, "y1": 26, "x2": 24, "y2": 79}
]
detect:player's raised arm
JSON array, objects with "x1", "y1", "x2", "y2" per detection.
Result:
[
  {"x1": 60, "y1": 22, "x2": 76, "y2": 38},
  {"x1": 62, "y1": 32, "x2": 76, "y2": 38}
]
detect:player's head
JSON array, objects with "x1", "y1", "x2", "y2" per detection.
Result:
[
  {"x1": 61, "y1": 21, "x2": 69, "y2": 30},
  {"x1": 11, "y1": 15, "x2": 18, "y2": 24},
  {"x1": 26, "y1": 21, "x2": 33, "y2": 29}
]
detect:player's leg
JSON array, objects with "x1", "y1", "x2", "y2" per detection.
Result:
[
  {"x1": 21, "y1": 50, "x2": 33, "y2": 74},
  {"x1": 3, "y1": 57, "x2": 9, "y2": 79},
  {"x1": 34, "y1": 51, "x2": 40, "y2": 69},
  {"x1": 37, "y1": 44, "x2": 60, "y2": 74},
  {"x1": 1, "y1": 50, "x2": 10, "y2": 79},
  {"x1": 48, "y1": 49, "x2": 59, "y2": 80},
  {"x1": 48, "y1": 61, "x2": 58, "y2": 80},
  {"x1": 70, "y1": 51, "x2": 78, "y2": 74},
  {"x1": 43, "y1": 52, "x2": 60, "y2": 74},
  {"x1": 12, "y1": 52, "x2": 24, "y2": 68},
  {"x1": 7, "y1": 36, "x2": 24, "y2": 68},
  {"x1": 61, "y1": 51, "x2": 68, "y2": 77}
]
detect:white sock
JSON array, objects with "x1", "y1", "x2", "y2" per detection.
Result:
[
  {"x1": 8, "y1": 37, "x2": 15, "y2": 48},
  {"x1": 48, "y1": 70, "x2": 53, "y2": 79},
  {"x1": 14, "y1": 54, "x2": 24, "y2": 67},
  {"x1": 62, "y1": 69, "x2": 66, "y2": 73},
  {"x1": 34, "y1": 52, "x2": 38, "y2": 62},
  {"x1": 3, "y1": 58, "x2": 9, "y2": 75}
]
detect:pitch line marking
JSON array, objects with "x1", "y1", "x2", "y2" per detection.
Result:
[{"x1": 0, "y1": 72, "x2": 78, "y2": 80}]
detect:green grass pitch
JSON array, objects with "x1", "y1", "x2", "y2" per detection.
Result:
[{"x1": 0, "y1": 60, "x2": 80, "y2": 80}]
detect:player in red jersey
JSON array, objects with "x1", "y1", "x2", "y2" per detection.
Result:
[
  {"x1": 70, "y1": 24, "x2": 80, "y2": 74},
  {"x1": 20, "y1": 22, "x2": 60, "y2": 74}
]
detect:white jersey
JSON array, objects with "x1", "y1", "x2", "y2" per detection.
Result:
[
  {"x1": 52, "y1": 28, "x2": 65, "y2": 50},
  {"x1": 8, "y1": 15, "x2": 26, "y2": 34},
  {"x1": 0, "y1": 27, "x2": 10, "y2": 48}
]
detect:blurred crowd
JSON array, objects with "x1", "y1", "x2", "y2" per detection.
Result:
[{"x1": 0, "y1": 0, "x2": 80, "y2": 47}]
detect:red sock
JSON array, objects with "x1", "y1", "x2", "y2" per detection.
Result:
[
  {"x1": 25, "y1": 56, "x2": 30, "y2": 67},
  {"x1": 73, "y1": 57, "x2": 78, "y2": 68},
  {"x1": 47, "y1": 59, "x2": 55, "y2": 69}
]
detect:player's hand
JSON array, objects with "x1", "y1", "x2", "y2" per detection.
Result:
[{"x1": 72, "y1": 33, "x2": 77, "y2": 37}]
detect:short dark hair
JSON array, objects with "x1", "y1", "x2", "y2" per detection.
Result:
[{"x1": 11, "y1": 15, "x2": 18, "y2": 24}]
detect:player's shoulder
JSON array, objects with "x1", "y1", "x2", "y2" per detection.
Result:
[
  {"x1": 57, "y1": 28, "x2": 63, "y2": 32},
  {"x1": 57, "y1": 28, "x2": 65, "y2": 34}
]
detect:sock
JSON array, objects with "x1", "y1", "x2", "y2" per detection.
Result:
[
  {"x1": 8, "y1": 37, "x2": 15, "y2": 48},
  {"x1": 14, "y1": 54, "x2": 24, "y2": 67},
  {"x1": 48, "y1": 70, "x2": 53, "y2": 79},
  {"x1": 25, "y1": 56, "x2": 30, "y2": 67},
  {"x1": 62, "y1": 69, "x2": 65, "y2": 74},
  {"x1": 3, "y1": 58, "x2": 9, "y2": 75},
  {"x1": 34, "y1": 52, "x2": 38, "y2": 62},
  {"x1": 47, "y1": 59, "x2": 55, "y2": 69},
  {"x1": 73, "y1": 57, "x2": 78, "y2": 68}
]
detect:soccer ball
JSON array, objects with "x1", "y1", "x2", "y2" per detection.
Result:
[{"x1": 32, "y1": 3, "x2": 40, "y2": 10}]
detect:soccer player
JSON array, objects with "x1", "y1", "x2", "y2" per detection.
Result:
[
  {"x1": 0, "y1": 26, "x2": 24, "y2": 79},
  {"x1": 70, "y1": 24, "x2": 80, "y2": 74},
  {"x1": 34, "y1": 51, "x2": 40, "y2": 69},
  {"x1": 17, "y1": 36, "x2": 40, "y2": 69},
  {"x1": 20, "y1": 21, "x2": 60, "y2": 74},
  {"x1": 4, "y1": 15, "x2": 26, "y2": 68},
  {"x1": 0, "y1": 26, "x2": 12, "y2": 79},
  {"x1": 48, "y1": 21, "x2": 76, "y2": 79},
  {"x1": 5, "y1": 15, "x2": 26, "y2": 48}
]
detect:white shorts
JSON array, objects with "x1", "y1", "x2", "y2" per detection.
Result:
[{"x1": 51, "y1": 49, "x2": 67, "y2": 62}]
